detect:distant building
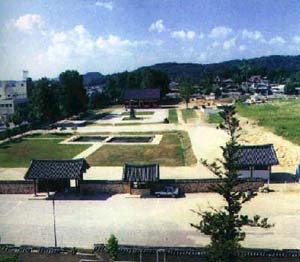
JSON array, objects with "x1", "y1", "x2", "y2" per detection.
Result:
[
  {"x1": 271, "y1": 84, "x2": 285, "y2": 94},
  {"x1": 123, "y1": 88, "x2": 161, "y2": 108},
  {"x1": 248, "y1": 75, "x2": 262, "y2": 83},
  {"x1": 84, "y1": 84, "x2": 105, "y2": 97},
  {"x1": 168, "y1": 81, "x2": 179, "y2": 92},
  {"x1": 204, "y1": 93, "x2": 216, "y2": 100},
  {"x1": 0, "y1": 80, "x2": 28, "y2": 122},
  {"x1": 247, "y1": 75, "x2": 271, "y2": 95}
]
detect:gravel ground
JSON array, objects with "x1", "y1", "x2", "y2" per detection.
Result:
[{"x1": 1, "y1": 188, "x2": 300, "y2": 249}]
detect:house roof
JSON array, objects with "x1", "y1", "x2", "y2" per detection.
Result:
[
  {"x1": 236, "y1": 144, "x2": 279, "y2": 168},
  {"x1": 24, "y1": 159, "x2": 90, "y2": 180},
  {"x1": 123, "y1": 163, "x2": 160, "y2": 182},
  {"x1": 123, "y1": 88, "x2": 160, "y2": 101}
]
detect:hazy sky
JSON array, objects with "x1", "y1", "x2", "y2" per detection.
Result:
[{"x1": 1, "y1": 0, "x2": 300, "y2": 79}]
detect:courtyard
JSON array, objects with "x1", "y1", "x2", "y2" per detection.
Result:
[{"x1": 1, "y1": 186, "x2": 300, "y2": 249}]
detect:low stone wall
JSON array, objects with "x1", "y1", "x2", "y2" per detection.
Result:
[
  {"x1": 154, "y1": 178, "x2": 264, "y2": 193},
  {"x1": 94, "y1": 244, "x2": 300, "y2": 261},
  {"x1": 79, "y1": 178, "x2": 264, "y2": 195},
  {"x1": 130, "y1": 188, "x2": 151, "y2": 196},
  {"x1": 0, "y1": 181, "x2": 34, "y2": 194},
  {"x1": 79, "y1": 180, "x2": 130, "y2": 194}
]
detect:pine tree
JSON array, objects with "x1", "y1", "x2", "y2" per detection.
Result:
[
  {"x1": 191, "y1": 105, "x2": 272, "y2": 262},
  {"x1": 105, "y1": 234, "x2": 118, "y2": 261}
]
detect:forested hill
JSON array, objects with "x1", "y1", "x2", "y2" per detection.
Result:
[
  {"x1": 83, "y1": 55, "x2": 300, "y2": 84},
  {"x1": 140, "y1": 55, "x2": 300, "y2": 81}
]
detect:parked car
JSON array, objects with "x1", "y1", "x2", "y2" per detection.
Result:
[{"x1": 154, "y1": 186, "x2": 179, "y2": 198}]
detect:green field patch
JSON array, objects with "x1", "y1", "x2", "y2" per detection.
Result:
[
  {"x1": 181, "y1": 109, "x2": 197, "y2": 123},
  {"x1": 168, "y1": 109, "x2": 178, "y2": 123},
  {"x1": 86, "y1": 131, "x2": 196, "y2": 166},
  {"x1": 0, "y1": 138, "x2": 90, "y2": 167},
  {"x1": 236, "y1": 100, "x2": 300, "y2": 145},
  {"x1": 207, "y1": 113, "x2": 222, "y2": 125},
  {"x1": 23, "y1": 133, "x2": 73, "y2": 139}
]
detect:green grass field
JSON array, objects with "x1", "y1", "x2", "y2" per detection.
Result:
[
  {"x1": 86, "y1": 131, "x2": 197, "y2": 166},
  {"x1": 236, "y1": 100, "x2": 300, "y2": 145},
  {"x1": 23, "y1": 133, "x2": 73, "y2": 139},
  {"x1": 207, "y1": 113, "x2": 222, "y2": 125},
  {"x1": 181, "y1": 109, "x2": 197, "y2": 123},
  {"x1": 168, "y1": 109, "x2": 178, "y2": 123},
  {"x1": 0, "y1": 137, "x2": 90, "y2": 167}
]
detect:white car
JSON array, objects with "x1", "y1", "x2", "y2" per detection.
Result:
[{"x1": 154, "y1": 186, "x2": 179, "y2": 198}]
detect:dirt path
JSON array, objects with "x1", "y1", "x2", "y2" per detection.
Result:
[{"x1": 238, "y1": 115, "x2": 300, "y2": 174}]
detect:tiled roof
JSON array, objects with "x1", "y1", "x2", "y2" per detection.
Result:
[
  {"x1": 236, "y1": 144, "x2": 279, "y2": 168},
  {"x1": 123, "y1": 163, "x2": 160, "y2": 182},
  {"x1": 123, "y1": 88, "x2": 160, "y2": 101},
  {"x1": 24, "y1": 159, "x2": 90, "y2": 180}
]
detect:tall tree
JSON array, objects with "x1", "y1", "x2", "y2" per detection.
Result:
[
  {"x1": 179, "y1": 80, "x2": 195, "y2": 108},
  {"x1": 239, "y1": 60, "x2": 251, "y2": 82},
  {"x1": 284, "y1": 82, "x2": 296, "y2": 95},
  {"x1": 191, "y1": 105, "x2": 272, "y2": 262},
  {"x1": 29, "y1": 78, "x2": 60, "y2": 125},
  {"x1": 59, "y1": 70, "x2": 88, "y2": 116}
]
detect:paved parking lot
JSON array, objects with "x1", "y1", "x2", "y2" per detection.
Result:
[{"x1": 1, "y1": 189, "x2": 300, "y2": 249}]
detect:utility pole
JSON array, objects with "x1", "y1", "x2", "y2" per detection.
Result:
[{"x1": 52, "y1": 196, "x2": 57, "y2": 247}]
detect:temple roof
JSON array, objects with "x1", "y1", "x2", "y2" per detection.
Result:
[
  {"x1": 237, "y1": 144, "x2": 279, "y2": 168},
  {"x1": 24, "y1": 159, "x2": 90, "y2": 180},
  {"x1": 123, "y1": 88, "x2": 160, "y2": 101}
]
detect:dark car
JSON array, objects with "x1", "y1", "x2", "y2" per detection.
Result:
[{"x1": 154, "y1": 186, "x2": 179, "y2": 198}]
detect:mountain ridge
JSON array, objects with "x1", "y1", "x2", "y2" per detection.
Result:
[{"x1": 83, "y1": 55, "x2": 300, "y2": 84}]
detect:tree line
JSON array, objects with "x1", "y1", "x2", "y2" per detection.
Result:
[
  {"x1": 10, "y1": 70, "x2": 88, "y2": 128},
  {"x1": 9, "y1": 68, "x2": 170, "y2": 127}
]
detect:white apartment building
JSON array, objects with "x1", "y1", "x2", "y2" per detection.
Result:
[{"x1": 0, "y1": 80, "x2": 28, "y2": 122}]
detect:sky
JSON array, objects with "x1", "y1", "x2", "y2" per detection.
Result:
[{"x1": 1, "y1": 0, "x2": 300, "y2": 80}]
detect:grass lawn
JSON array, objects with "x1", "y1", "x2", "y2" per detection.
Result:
[
  {"x1": 86, "y1": 131, "x2": 197, "y2": 166},
  {"x1": 207, "y1": 113, "x2": 222, "y2": 125},
  {"x1": 23, "y1": 133, "x2": 73, "y2": 139},
  {"x1": 181, "y1": 109, "x2": 197, "y2": 123},
  {"x1": 121, "y1": 111, "x2": 154, "y2": 116},
  {"x1": 0, "y1": 138, "x2": 90, "y2": 167},
  {"x1": 236, "y1": 99, "x2": 300, "y2": 145},
  {"x1": 168, "y1": 109, "x2": 178, "y2": 123}
]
